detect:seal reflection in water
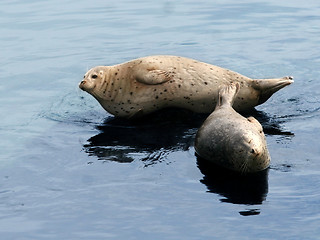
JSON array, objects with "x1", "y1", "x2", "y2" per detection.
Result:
[
  {"x1": 197, "y1": 157, "x2": 269, "y2": 209},
  {"x1": 79, "y1": 55, "x2": 293, "y2": 118},
  {"x1": 83, "y1": 109, "x2": 205, "y2": 165},
  {"x1": 195, "y1": 83, "x2": 270, "y2": 173}
]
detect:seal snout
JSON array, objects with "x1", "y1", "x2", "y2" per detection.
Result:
[{"x1": 79, "y1": 80, "x2": 86, "y2": 90}]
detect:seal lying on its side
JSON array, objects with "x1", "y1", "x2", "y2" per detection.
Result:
[
  {"x1": 79, "y1": 55, "x2": 293, "y2": 118},
  {"x1": 194, "y1": 83, "x2": 270, "y2": 173}
]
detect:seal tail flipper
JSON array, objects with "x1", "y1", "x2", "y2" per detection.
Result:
[
  {"x1": 252, "y1": 76, "x2": 294, "y2": 105},
  {"x1": 216, "y1": 82, "x2": 240, "y2": 109}
]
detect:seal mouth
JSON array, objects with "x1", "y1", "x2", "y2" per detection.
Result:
[{"x1": 79, "y1": 79, "x2": 97, "y2": 92}]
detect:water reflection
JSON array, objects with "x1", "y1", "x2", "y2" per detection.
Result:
[
  {"x1": 83, "y1": 108, "x2": 293, "y2": 213},
  {"x1": 197, "y1": 156, "x2": 269, "y2": 215},
  {"x1": 83, "y1": 109, "x2": 206, "y2": 166},
  {"x1": 83, "y1": 109, "x2": 294, "y2": 165}
]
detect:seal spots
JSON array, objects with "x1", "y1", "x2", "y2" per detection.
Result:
[{"x1": 80, "y1": 55, "x2": 293, "y2": 118}]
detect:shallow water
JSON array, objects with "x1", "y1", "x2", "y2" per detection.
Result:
[{"x1": 1, "y1": 0, "x2": 320, "y2": 239}]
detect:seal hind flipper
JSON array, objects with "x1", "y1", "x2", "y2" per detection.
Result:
[
  {"x1": 252, "y1": 76, "x2": 294, "y2": 105},
  {"x1": 136, "y1": 69, "x2": 173, "y2": 85},
  {"x1": 216, "y1": 82, "x2": 240, "y2": 109}
]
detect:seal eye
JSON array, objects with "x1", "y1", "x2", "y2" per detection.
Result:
[{"x1": 92, "y1": 74, "x2": 98, "y2": 79}]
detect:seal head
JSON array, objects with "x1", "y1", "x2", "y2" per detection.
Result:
[{"x1": 79, "y1": 66, "x2": 106, "y2": 92}]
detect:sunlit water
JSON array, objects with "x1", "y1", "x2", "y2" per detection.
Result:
[{"x1": 1, "y1": 0, "x2": 320, "y2": 239}]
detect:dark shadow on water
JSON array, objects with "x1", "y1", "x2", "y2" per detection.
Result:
[
  {"x1": 83, "y1": 108, "x2": 294, "y2": 166},
  {"x1": 83, "y1": 108, "x2": 206, "y2": 166},
  {"x1": 83, "y1": 108, "x2": 292, "y2": 214},
  {"x1": 242, "y1": 109, "x2": 294, "y2": 136},
  {"x1": 197, "y1": 155, "x2": 269, "y2": 216}
]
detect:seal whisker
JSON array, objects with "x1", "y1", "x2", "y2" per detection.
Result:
[{"x1": 240, "y1": 160, "x2": 248, "y2": 175}]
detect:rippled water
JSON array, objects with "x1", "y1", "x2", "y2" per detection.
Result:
[{"x1": 1, "y1": 0, "x2": 320, "y2": 239}]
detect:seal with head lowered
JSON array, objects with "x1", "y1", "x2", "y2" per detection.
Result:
[
  {"x1": 194, "y1": 83, "x2": 270, "y2": 173},
  {"x1": 79, "y1": 55, "x2": 293, "y2": 118}
]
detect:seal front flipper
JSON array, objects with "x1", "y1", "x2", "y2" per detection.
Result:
[
  {"x1": 247, "y1": 116, "x2": 263, "y2": 132},
  {"x1": 135, "y1": 69, "x2": 173, "y2": 85}
]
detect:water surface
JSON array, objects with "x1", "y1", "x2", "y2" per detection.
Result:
[{"x1": 1, "y1": 0, "x2": 320, "y2": 239}]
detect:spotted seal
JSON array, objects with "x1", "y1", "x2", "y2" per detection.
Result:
[
  {"x1": 79, "y1": 55, "x2": 293, "y2": 118},
  {"x1": 194, "y1": 83, "x2": 270, "y2": 173}
]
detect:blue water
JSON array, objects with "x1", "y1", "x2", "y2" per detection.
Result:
[{"x1": 1, "y1": 0, "x2": 320, "y2": 239}]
